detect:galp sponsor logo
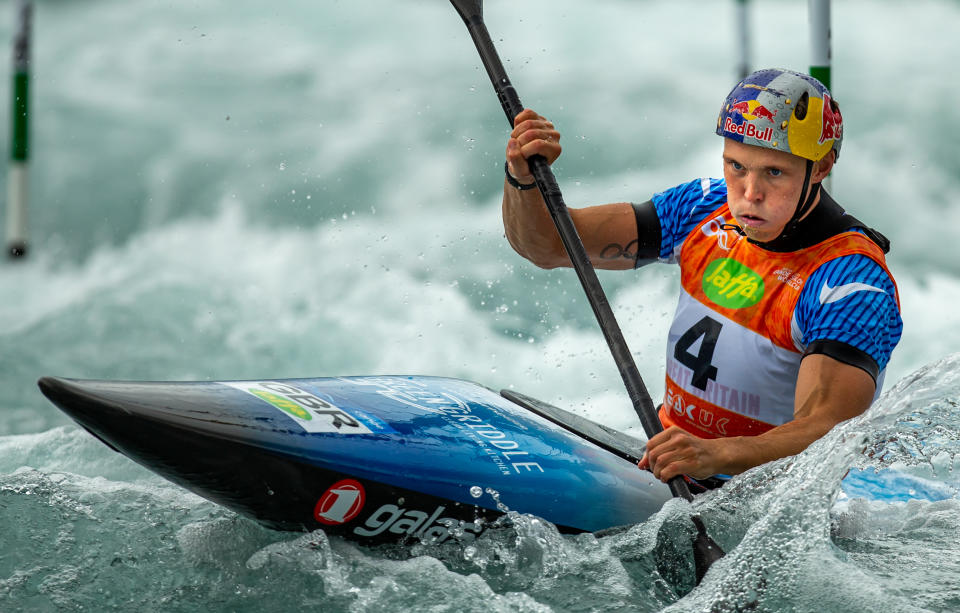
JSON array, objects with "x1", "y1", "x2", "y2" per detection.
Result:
[
  {"x1": 315, "y1": 479, "x2": 366, "y2": 525},
  {"x1": 353, "y1": 503, "x2": 484, "y2": 543},
  {"x1": 223, "y1": 381, "x2": 374, "y2": 434}
]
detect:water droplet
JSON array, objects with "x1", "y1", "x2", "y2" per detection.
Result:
[{"x1": 470, "y1": 485, "x2": 483, "y2": 498}]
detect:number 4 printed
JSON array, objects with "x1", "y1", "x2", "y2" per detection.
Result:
[{"x1": 673, "y1": 316, "x2": 723, "y2": 391}]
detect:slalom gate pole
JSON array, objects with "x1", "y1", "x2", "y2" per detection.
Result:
[
  {"x1": 808, "y1": 0, "x2": 832, "y2": 191},
  {"x1": 7, "y1": 0, "x2": 32, "y2": 259},
  {"x1": 735, "y1": 0, "x2": 751, "y2": 81}
]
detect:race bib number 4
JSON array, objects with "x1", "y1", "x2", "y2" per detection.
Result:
[{"x1": 673, "y1": 315, "x2": 723, "y2": 391}]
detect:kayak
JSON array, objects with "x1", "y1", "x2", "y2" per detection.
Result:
[{"x1": 37, "y1": 375, "x2": 672, "y2": 545}]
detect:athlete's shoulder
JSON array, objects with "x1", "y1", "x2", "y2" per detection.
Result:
[
  {"x1": 652, "y1": 178, "x2": 727, "y2": 213},
  {"x1": 651, "y1": 178, "x2": 728, "y2": 261},
  {"x1": 795, "y1": 253, "x2": 902, "y2": 372},
  {"x1": 802, "y1": 251, "x2": 898, "y2": 309}
]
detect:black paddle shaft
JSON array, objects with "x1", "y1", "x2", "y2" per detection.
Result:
[
  {"x1": 450, "y1": 0, "x2": 693, "y2": 502},
  {"x1": 450, "y1": 2, "x2": 726, "y2": 584}
]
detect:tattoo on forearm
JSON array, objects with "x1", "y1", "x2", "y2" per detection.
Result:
[{"x1": 601, "y1": 239, "x2": 639, "y2": 260}]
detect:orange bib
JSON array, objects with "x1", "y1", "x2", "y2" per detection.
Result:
[{"x1": 659, "y1": 203, "x2": 893, "y2": 438}]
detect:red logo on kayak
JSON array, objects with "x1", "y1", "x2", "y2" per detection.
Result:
[{"x1": 314, "y1": 479, "x2": 366, "y2": 525}]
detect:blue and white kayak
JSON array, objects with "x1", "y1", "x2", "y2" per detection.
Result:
[{"x1": 37, "y1": 375, "x2": 672, "y2": 544}]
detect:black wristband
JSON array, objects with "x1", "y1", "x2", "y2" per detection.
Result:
[{"x1": 504, "y1": 161, "x2": 537, "y2": 190}]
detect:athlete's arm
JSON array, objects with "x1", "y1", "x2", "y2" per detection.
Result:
[
  {"x1": 503, "y1": 109, "x2": 647, "y2": 270},
  {"x1": 640, "y1": 353, "x2": 875, "y2": 480}
]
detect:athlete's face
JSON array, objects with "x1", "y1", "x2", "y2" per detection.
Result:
[{"x1": 722, "y1": 139, "x2": 832, "y2": 243}]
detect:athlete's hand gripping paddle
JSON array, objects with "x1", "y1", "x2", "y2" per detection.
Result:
[{"x1": 449, "y1": 0, "x2": 724, "y2": 584}]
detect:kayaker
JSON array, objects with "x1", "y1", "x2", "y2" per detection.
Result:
[{"x1": 501, "y1": 68, "x2": 902, "y2": 484}]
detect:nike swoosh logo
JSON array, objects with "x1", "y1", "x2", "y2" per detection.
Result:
[{"x1": 819, "y1": 282, "x2": 885, "y2": 305}]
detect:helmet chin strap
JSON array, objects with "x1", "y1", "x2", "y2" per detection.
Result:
[{"x1": 776, "y1": 159, "x2": 819, "y2": 242}]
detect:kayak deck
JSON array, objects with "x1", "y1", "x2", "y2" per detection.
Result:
[{"x1": 38, "y1": 375, "x2": 671, "y2": 543}]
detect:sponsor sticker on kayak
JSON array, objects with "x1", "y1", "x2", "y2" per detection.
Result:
[
  {"x1": 315, "y1": 479, "x2": 366, "y2": 525},
  {"x1": 352, "y1": 502, "x2": 484, "y2": 543},
  {"x1": 223, "y1": 381, "x2": 375, "y2": 434}
]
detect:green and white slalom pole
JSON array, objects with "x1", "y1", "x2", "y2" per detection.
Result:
[
  {"x1": 735, "y1": 0, "x2": 750, "y2": 81},
  {"x1": 7, "y1": 0, "x2": 32, "y2": 259},
  {"x1": 808, "y1": 0, "x2": 831, "y2": 89},
  {"x1": 808, "y1": 0, "x2": 831, "y2": 191}
]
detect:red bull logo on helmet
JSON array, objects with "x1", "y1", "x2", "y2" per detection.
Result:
[
  {"x1": 730, "y1": 100, "x2": 778, "y2": 122},
  {"x1": 818, "y1": 93, "x2": 842, "y2": 145},
  {"x1": 723, "y1": 117, "x2": 773, "y2": 142}
]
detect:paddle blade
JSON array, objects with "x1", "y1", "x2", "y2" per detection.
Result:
[
  {"x1": 450, "y1": 0, "x2": 483, "y2": 24},
  {"x1": 691, "y1": 515, "x2": 725, "y2": 584}
]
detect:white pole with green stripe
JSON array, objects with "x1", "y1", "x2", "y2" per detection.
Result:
[
  {"x1": 808, "y1": 0, "x2": 831, "y2": 89},
  {"x1": 735, "y1": 0, "x2": 750, "y2": 80},
  {"x1": 808, "y1": 0, "x2": 831, "y2": 191},
  {"x1": 7, "y1": 0, "x2": 32, "y2": 259}
]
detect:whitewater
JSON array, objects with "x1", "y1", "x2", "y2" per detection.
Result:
[{"x1": 1, "y1": 0, "x2": 959, "y2": 611}]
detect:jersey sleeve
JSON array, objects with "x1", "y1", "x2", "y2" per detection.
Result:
[
  {"x1": 793, "y1": 253, "x2": 903, "y2": 380},
  {"x1": 650, "y1": 178, "x2": 728, "y2": 263}
]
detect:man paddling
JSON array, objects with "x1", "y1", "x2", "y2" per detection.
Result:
[{"x1": 501, "y1": 68, "x2": 902, "y2": 485}]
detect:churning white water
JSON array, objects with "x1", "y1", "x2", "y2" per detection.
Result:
[{"x1": 1, "y1": 0, "x2": 959, "y2": 610}]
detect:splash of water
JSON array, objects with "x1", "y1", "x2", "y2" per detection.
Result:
[{"x1": 663, "y1": 353, "x2": 960, "y2": 612}]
